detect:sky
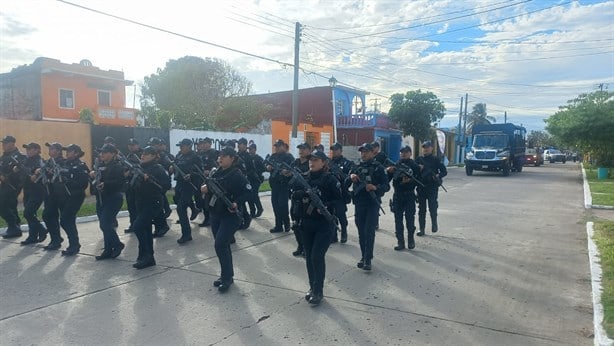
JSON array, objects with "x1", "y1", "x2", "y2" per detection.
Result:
[{"x1": 1, "y1": 0, "x2": 613, "y2": 133}]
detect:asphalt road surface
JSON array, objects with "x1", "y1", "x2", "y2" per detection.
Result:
[{"x1": 0, "y1": 162, "x2": 593, "y2": 345}]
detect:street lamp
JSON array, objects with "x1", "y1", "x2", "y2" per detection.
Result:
[{"x1": 328, "y1": 76, "x2": 337, "y2": 88}]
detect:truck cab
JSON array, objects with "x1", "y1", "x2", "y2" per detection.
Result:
[{"x1": 464, "y1": 123, "x2": 526, "y2": 176}]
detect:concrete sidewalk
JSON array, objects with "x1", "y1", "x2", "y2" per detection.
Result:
[{"x1": 0, "y1": 167, "x2": 592, "y2": 345}]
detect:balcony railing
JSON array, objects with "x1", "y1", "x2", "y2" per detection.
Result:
[{"x1": 336, "y1": 113, "x2": 397, "y2": 129}]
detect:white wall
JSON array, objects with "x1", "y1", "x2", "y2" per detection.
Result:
[{"x1": 169, "y1": 130, "x2": 272, "y2": 158}]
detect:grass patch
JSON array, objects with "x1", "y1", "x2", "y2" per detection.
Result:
[
  {"x1": 585, "y1": 165, "x2": 614, "y2": 206},
  {"x1": 259, "y1": 180, "x2": 271, "y2": 192},
  {"x1": 594, "y1": 221, "x2": 614, "y2": 338}
]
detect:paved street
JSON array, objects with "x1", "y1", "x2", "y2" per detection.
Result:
[{"x1": 0, "y1": 162, "x2": 593, "y2": 345}]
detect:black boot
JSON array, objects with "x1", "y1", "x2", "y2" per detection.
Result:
[
  {"x1": 394, "y1": 241, "x2": 405, "y2": 251},
  {"x1": 432, "y1": 217, "x2": 438, "y2": 233},
  {"x1": 417, "y1": 229, "x2": 425, "y2": 236},
  {"x1": 340, "y1": 229, "x2": 347, "y2": 243},
  {"x1": 408, "y1": 231, "x2": 416, "y2": 249}
]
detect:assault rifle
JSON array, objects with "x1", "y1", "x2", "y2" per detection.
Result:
[
  {"x1": 42, "y1": 157, "x2": 71, "y2": 196},
  {"x1": 263, "y1": 154, "x2": 282, "y2": 179},
  {"x1": 194, "y1": 166, "x2": 243, "y2": 222},
  {"x1": 389, "y1": 162, "x2": 426, "y2": 188},
  {"x1": 92, "y1": 158, "x2": 104, "y2": 203},
  {"x1": 35, "y1": 158, "x2": 50, "y2": 194},
  {"x1": 120, "y1": 157, "x2": 162, "y2": 190},
  {"x1": 171, "y1": 162, "x2": 198, "y2": 191},
  {"x1": 280, "y1": 162, "x2": 340, "y2": 232},
  {"x1": 421, "y1": 166, "x2": 448, "y2": 192},
  {"x1": 352, "y1": 169, "x2": 386, "y2": 215}
]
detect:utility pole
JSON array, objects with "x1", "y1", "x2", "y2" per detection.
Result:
[
  {"x1": 291, "y1": 22, "x2": 302, "y2": 139},
  {"x1": 461, "y1": 93, "x2": 468, "y2": 160},
  {"x1": 504, "y1": 111, "x2": 507, "y2": 124},
  {"x1": 372, "y1": 98, "x2": 380, "y2": 112},
  {"x1": 457, "y1": 96, "x2": 463, "y2": 163}
]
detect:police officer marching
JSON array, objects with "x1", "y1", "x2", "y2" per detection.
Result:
[
  {"x1": 200, "y1": 146, "x2": 252, "y2": 293},
  {"x1": 247, "y1": 143, "x2": 265, "y2": 218},
  {"x1": 124, "y1": 138, "x2": 142, "y2": 234},
  {"x1": 40, "y1": 142, "x2": 66, "y2": 250},
  {"x1": 131, "y1": 146, "x2": 171, "y2": 269},
  {"x1": 196, "y1": 137, "x2": 219, "y2": 227},
  {"x1": 349, "y1": 143, "x2": 390, "y2": 271},
  {"x1": 329, "y1": 142, "x2": 354, "y2": 244},
  {"x1": 416, "y1": 141, "x2": 447, "y2": 236},
  {"x1": 56, "y1": 144, "x2": 90, "y2": 256},
  {"x1": 171, "y1": 138, "x2": 203, "y2": 244},
  {"x1": 0, "y1": 135, "x2": 26, "y2": 239},
  {"x1": 91, "y1": 144, "x2": 126, "y2": 260},
  {"x1": 292, "y1": 150, "x2": 342, "y2": 306},
  {"x1": 20, "y1": 142, "x2": 48, "y2": 245},
  {"x1": 266, "y1": 139, "x2": 294, "y2": 233},
  {"x1": 386, "y1": 145, "x2": 421, "y2": 250},
  {"x1": 236, "y1": 138, "x2": 254, "y2": 230},
  {"x1": 289, "y1": 142, "x2": 311, "y2": 256}
]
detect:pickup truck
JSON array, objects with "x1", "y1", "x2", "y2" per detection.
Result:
[{"x1": 544, "y1": 149, "x2": 566, "y2": 163}]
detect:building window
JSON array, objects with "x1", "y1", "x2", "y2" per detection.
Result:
[
  {"x1": 98, "y1": 90, "x2": 111, "y2": 106},
  {"x1": 59, "y1": 89, "x2": 74, "y2": 109}
]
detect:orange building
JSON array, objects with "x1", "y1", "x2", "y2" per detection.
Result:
[{"x1": 0, "y1": 57, "x2": 136, "y2": 126}]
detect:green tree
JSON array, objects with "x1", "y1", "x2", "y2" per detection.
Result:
[
  {"x1": 388, "y1": 89, "x2": 446, "y2": 141},
  {"x1": 140, "y1": 56, "x2": 252, "y2": 129},
  {"x1": 213, "y1": 97, "x2": 273, "y2": 131},
  {"x1": 545, "y1": 90, "x2": 614, "y2": 166},
  {"x1": 466, "y1": 103, "x2": 496, "y2": 134},
  {"x1": 526, "y1": 130, "x2": 556, "y2": 148},
  {"x1": 79, "y1": 108, "x2": 94, "y2": 124}
]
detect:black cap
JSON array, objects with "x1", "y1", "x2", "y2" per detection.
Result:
[
  {"x1": 316, "y1": 144, "x2": 324, "y2": 150},
  {"x1": 142, "y1": 146, "x2": 158, "y2": 155},
  {"x1": 128, "y1": 138, "x2": 139, "y2": 145},
  {"x1": 297, "y1": 142, "x2": 311, "y2": 150},
  {"x1": 176, "y1": 138, "x2": 193, "y2": 147},
  {"x1": 330, "y1": 143, "x2": 343, "y2": 151},
  {"x1": 219, "y1": 146, "x2": 237, "y2": 157},
  {"x1": 400, "y1": 145, "x2": 412, "y2": 153},
  {"x1": 45, "y1": 142, "x2": 63, "y2": 150},
  {"x1": 422, "y1": 141, "x2": 433, "y2": 148},
  {"x1": 358, "y1": 143, "x2": 374, "y2": 152},
  {"x1": 100, "y1": 144, "x2": 118, "y2": 153},
  {"x1": 237, "y1": 137, "x2": 248, "y2": 145},
  {"x1": 22, "y1": 142, "x2": 41, "y2": 149},
  {"x1": 1, "y1": 135, "x2": 16, "y2": 143},
  {"x1": 63, "y1": 144, "x2": 83, "y2": 153},
  {"x1": 248, "y1": 143, "x2": 257, "y2": 149},
  {"x1": 273, "y1": 139, "x2": 286, "y2": 147},
  {"x1": 148, "y1": 137, "x2": 162, "y2": 145},
  {"x1": 308, "y1": 150, "x2": 329, "y2": 161},
  {"x1": 371, "y1": 141, "x2": 380, "y2": 148},
  {"x1": 103, "y1": 136, "x2": 116, "y2": 144},
  {"x1": 198, "y1": 137, "x2": 212, "y2": 144}
]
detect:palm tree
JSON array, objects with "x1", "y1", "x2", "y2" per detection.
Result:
[{"x1": 466, "y1": 103, "x2": 496, "y2": 134}]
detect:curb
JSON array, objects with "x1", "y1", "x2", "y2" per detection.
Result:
[
  {"x1": 583, "y1": 167, "x2": 614, "y2": 346},
  {"x1": 0, "y1": 191, "x2": 273, "y2": 234}
]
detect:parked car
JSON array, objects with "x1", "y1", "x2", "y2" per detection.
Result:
[
  {"x1": 524, "y1": 148, "x2": 543, "y2": 166},
  {"x1": 544, "y1": 149, "x2": 566, "y2": 163}
]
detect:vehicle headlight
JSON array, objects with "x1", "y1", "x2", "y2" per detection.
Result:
[{"x1": 465, "y1": 152, "x2": 474, "y2": 160}]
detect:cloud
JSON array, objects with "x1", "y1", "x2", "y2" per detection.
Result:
[{"x1": 0, "y1": 13, "x2": 36, "y2": 37}]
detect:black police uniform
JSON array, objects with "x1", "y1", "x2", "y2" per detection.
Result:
[
  {"x1": 374, "y1": 151, "x2": 389, "y2": 166},
  {"x1": 57, "y1": 154, "x2": 90, "y2": 255},
  {"x1": 205, "y1": 162, "x2": 252, "y2": 292},
  {"x1": 388, "y1": 157, "x2": 421, "y2": 249},
  {"x1": 248, "y1": 151, "x2": 265, "y2": 217},
  {"x1": 290, "y1": 157, "x2": 310, "y2": 254},
  {"x1": 42, "y1": 155, "x2": 66, "y2": 249},
  {"x1": 416, "y1": 153, "x2": 447, "y2": 235},
  {"x1": 132, "y1": 157, "x2": 171, "y2": 268},
  {"x1": 173, "y1": 148, "x2": 203, "y2": 243},
  {"x1": 267, "y1": 150, "x2": 294, "y2": 232},
  {"x1": 237, "y1": 148, "x2": 255, "y2": 229},
  {"x1": 196, "y1": 146, "x2": 219, "y2": 227},
  {"x1": 151, "y1": 147, "x2": 173, "y2": 236},
  {"x1": 21, "y1": 151, "x2": 48, "y2": 244},
  {"x1": 124, "y1": 147, "x2": 143, "y2": 232},
  {"x1": 293, "y1": 164, "x2": 341, "y2": 305},
  {"x1": 349, "y1": 158, "x2": 389, "y2": 269},
  {"x1": 0, "y1": 147, "x2": 26, "y2": 238},
  {"x1": 95, "y1": 155, "x2": 126, "y2": 258},
  {"x1": 329, "y1": 154, "x2": 354, "y2": 243}
]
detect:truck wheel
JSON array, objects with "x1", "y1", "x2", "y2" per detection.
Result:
[
  {"x1": 502, "y1": 162, "x2": 510, "y2": 176},
  {"x1": 465, "y1": 166, "x2": 473, "y2": 176},
  {"x1": 516, "y1": 162, "x2": 523, "y2": 173}
]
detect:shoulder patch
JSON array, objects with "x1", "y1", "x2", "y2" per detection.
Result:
[{"x1": 246, "y1": 183, "x2": 252, "y2": 191}]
